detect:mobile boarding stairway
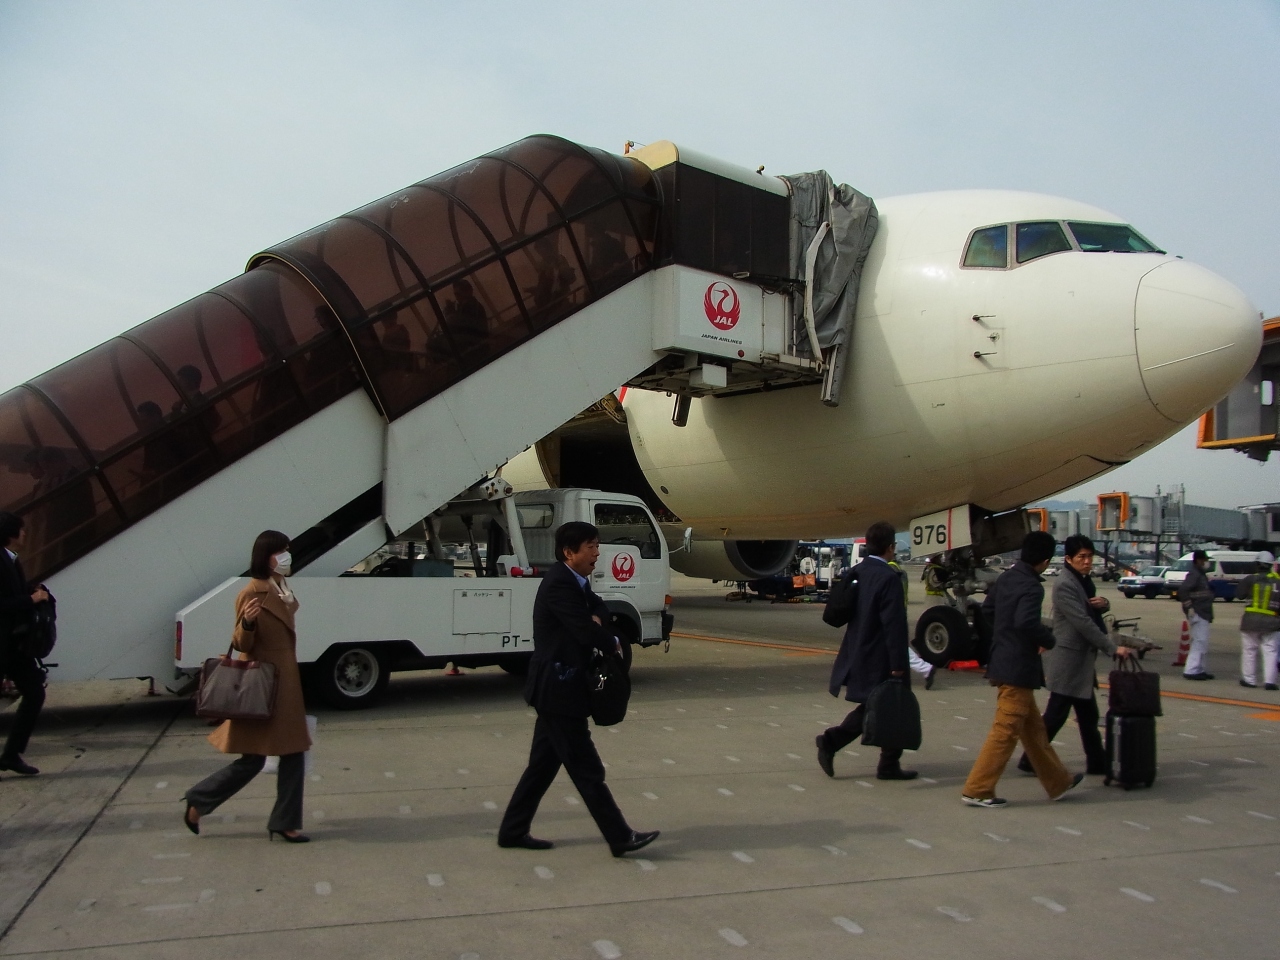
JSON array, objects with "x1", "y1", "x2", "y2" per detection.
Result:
[{"x1": 0, "y1": 136, "x2": 875, "y2": 686}]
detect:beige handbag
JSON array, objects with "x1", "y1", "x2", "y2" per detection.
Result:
[{"x1": 195, "y1": 643, "x2": 278, "y2": 720}]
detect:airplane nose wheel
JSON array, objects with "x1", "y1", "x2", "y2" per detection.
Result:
[{"x1": 912, "y1": 605, "x2": 975, "y2": 667}]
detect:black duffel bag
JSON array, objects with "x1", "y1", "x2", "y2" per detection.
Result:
[
  {"x1": 822, "y1": 571, "x2": 858, "y2": 628},
  {"x1": 589, "y1": 648, "x2": 631, "y2": 726},
  {"x1": 861, "y1": 678, "x2": 923, "y2": 751},
  {"x1": 1108, "y1": 656, "x2": 1162, "y2": 717},
  {"x1": 13, "y1": 593, "x2": 57, "y2": 661}
]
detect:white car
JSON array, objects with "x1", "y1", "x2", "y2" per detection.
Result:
[{"x1": 1118, "y1": 566, "x2": 1169, "y2": 599}]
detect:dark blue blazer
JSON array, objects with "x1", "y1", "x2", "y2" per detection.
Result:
[
  {"x1": 0, "y1": 550, "x2": 33, "y2": 652},
  {"x1": 524, "y1": 561, "x2": 616, "y2": 717},
  {"x1": 828, "y1": 557, "x2": 910, "y2": 703}
]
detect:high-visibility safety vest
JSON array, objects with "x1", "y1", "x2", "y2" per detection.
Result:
[
  {"x1": 888, "y1": 560, "x2": 910, "y2": 608},
  {"x1": 1245, "y1": 572, "x2": 1280, "y2": 619}
]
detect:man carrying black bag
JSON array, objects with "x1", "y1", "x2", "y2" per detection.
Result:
[
  {"x1": 816, "y1": 522, "x2": 918, "y2": 781},
  {"x1": 0, "y1": 512, "x2": 49, "y2": 777},
  {"x1": 498, "y1": 521, "x2": 659, "y2": 857}
]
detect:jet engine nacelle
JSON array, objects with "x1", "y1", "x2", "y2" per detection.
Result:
[{"x1": 670, "y1": 539, "x2": 799, "y2": 581}]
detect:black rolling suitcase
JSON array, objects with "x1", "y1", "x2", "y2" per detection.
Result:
[{"x1": 1104, "y1": 711, "x2": 1156, "y2": 790}]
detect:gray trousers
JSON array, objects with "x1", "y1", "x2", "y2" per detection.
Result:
[{"x1": 185, "y1": 753, "x2": 304, "y2": 832}]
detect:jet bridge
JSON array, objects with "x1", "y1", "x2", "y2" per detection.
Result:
[{"x1": 0, "y1": 135, "x2": 875, "y2": 684}]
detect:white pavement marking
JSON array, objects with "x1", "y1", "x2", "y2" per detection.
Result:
[
  {"x1": 767, "y1": 722, "x2": 780, "y2": 727},
  {"x1": 152, "y1": 853, "x2": 190, "y2": 860},
  {"x1": 129, "y1": 821, "x2": 142, "y2": 830},
  {"x1": 313, "y1": 810, "x2": 326, "y2": 819},
  {"x1": 952, "y1": 745, "x2": 969, "y2": 751},
  {"x1": 534, "y1": 866, "x2": 554, "y2": 880},
  {"x1": 936, "y1": 906, "x2": 972, "y2": 922},
  {"x1": 717, "y1": 724, "x2": 729, "y2": 730},
  {"x1": 843, "y1": 750, "x2": 860, "y2": 757},
  {"x1": 1123, "y1": 821, "x2": 1150, "y2": 830},
  {"x1": 310, "y1": 774, "x2": 322, "y2": 782},
  {"x1": 717, "y1": 788, "x2": 734, "y2": 796},
  {"x1": 732, "y1": 851, "x2": 755, "y2": 863},
  {"x1": 788, "y1": 784, "x2": 806, "y2": 792},
  {"x1": 483, "y1": 801, "x2": 498, "y2": 810},
  {"x1": 984, "y1": 833, "x2": 1010, "y2": 842},
  {"x1": 427, "y1": 874, "x2": 445, "y2": 887},
  {"x1": 719, "y1": 928, "x2": 748, "y2": 947},
  {"x1": 140, "y1": 877, "x2": 183, "y2": 884},
  {"x1": 643, "y1": 792, "x2": 659, "y2": 800},
  {"x1": 636, "y1": 859, "x2": 657, "y2": 872},
  {"x1": 1189, "y1": 760, "x2": 1210, "y2": 766},
  {"x1": 75, "y1": 900, "x2": 95, "y2": 914},
  {"x1": 221, "y1": 813, "x2": 236, "y2": 824},
  {"x1": 1248, "y1": 811, "x2": 1276, "y2": 820},
  {"x1": 920, "y1": 777, "x2": 938, "y2": 784},
  {"x1": 143, "y1": 903, "x2": 190, "y2": 913},
  {"x1": 1033, "y1": 896, "x2": 1066, "y2": 913},
  {"x1": 663, "y1": 726, "x2": 675, "y2": 731},
  {"x1": 384, "y1": 771, "x2": 395, "y2": 778},
  {"x1": 855, "y1": 780, "x2": 873, "y2": 788},
  {"x1": 905, "y1": 838, "x2": 931, "y2": 849},
  {"x1": 1177, "y1": 733, "x2": 1198, "y2": 739},
  {"x1": 677, "y1": 708, "x2": 687, "y2": 712},
  {"x1": 565, "y1": 796, "x2": 581, "y2": 805},
  {"x1": 314, "y1": 882, "x2": 332, "y2": 896},
  {"x1": 1121, "y1": 887, "x2": 1155, "y2": 902},
  {"x1": 198, "y1": 889, "x2": 215, "y2": 903},
  {"x1": 399, "y1": 805, "x2": 411, "y2": 814},
  {"x1": 725, "y1": 755, "x2": 740, "y2": 762},
  {"x1": 662, "y1": 758, "x2": 675, "y2": 765},
  {"x1": 786, "y1": 753, "x2": 802, "y2": 760},
  {"x1": 1184, "y1": 815, "x2": 1214, "y2": 824},
  {"x1": 1200, "y1": 878, "x2": 1237, "y2": 893},
  {"x1": 1055, "y1": 827, "x2": 1082, "y2": 836},
  {"x1": 154, "y1": 781, "x2": 168, "y2": 790},
  {"x1": 593, "y1": 940, "x2": 623, "y2": 959},
  {"x1": 457, "y1": 768, "x2": 470, "y2": 775},
  {"x1": 954, "y1": 716, "x2": 969, "y2": 721},
  {"x1": 822, "y1": 845, "x2": 848, "y2": 856},
  {"x1": 832, "y1": 916, "x2": 864, "y2": 934},
  {"x1": 1235, "y1": 757, "x2": 1257, "y2": 764}
]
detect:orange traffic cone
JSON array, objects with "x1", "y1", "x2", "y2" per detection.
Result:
[{"x1": 1172, "y1": 620, "x2": 1190, "y2": 667}]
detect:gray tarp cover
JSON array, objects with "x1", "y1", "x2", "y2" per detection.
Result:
[{"x1": 779, "y1": 171, "x2": 878, "y2": 405}]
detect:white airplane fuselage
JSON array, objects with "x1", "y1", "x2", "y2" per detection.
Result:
[{"x1": 617, "y1": 190, "x2": 1259, "y2": 540}]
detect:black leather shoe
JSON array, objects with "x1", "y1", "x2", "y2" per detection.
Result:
[
  {"x1": 1184, "y1": 672, "x2": 1214, "y2": 681},
  {"x1": 1266, "y1": 684, "x2": 1279, "y2": 691},
  {"x1": 815, "y1": 735, "x2": 835, "y2": 778},
  {"x1": 611, "y1": 829, "x2": 660, "y2": 857},
  {"x1": 0, "y1": 756, "x2": 38, "y2": 776},
  {"x1": 498, "y1": 834, "x2": 554, "y2": 850},
  {"x1": 876, "y1": 768, "x2": 919, "y2": 781},
  {"x1": 267, "y1": 830, "x2": 310, "y2": 843},
  {"x1": 1240, "y1": 679, "x2": 1257, "y2": 688},
  {"x1": 1016, "y1": 756, "x2": 1035, "y2": 774}
]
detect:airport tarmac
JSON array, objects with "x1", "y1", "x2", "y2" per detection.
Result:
[{"x1": 2, "y1": 574, "x2": 1278, "y2": 959}]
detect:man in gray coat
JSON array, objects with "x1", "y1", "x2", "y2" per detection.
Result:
[
  {"x1": 1181, "y1": 550, "x2": 1215, "y2": 681},
  {"x1": 1017, "y1": 535, "x2": 1133, "y2": 775}
]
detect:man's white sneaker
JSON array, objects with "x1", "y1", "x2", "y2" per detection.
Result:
[
  {"x1": 961, "y1": 795, "x2": 1008, "y2": 808},
  {"x1": 1053, "y1": 773, "x2": 1086, "y2": 800}
]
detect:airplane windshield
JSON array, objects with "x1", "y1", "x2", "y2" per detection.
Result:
[{"x1": 1067, "y1": 222, "x2": 1164, "y2": 254}]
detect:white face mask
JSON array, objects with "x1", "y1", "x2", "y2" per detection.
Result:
[{"x1": 272, "y1": 550, "x2": 293, "y2": 577}]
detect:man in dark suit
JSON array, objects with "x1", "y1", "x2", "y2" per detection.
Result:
[
  {"x1": 816, "y1": 521, "x2": 917, "y2": 781},
  {"x1": 0, "y1": 512, "x2": 49, "y2": 776},
  {"x1": 497, "y1": 521, "x2": 659, "y2": 857}
]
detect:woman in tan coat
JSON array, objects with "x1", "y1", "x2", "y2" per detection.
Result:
[{"x1": 183, "y1": 530, "x2": 312, "y2": 842}]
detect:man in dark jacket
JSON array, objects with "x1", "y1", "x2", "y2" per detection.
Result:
[
  {"x1": 1181, "y1": 550, "x2": 1215, "y2": 681},
  {"x1": 0, "y1": 512, "x2": 49, "y2": 776},
  {"x1": 816, "y1": 521, "x2": 917, "y2": 780},
  {"x1": 961, "y1": 532, "x2": 1082, "y2": 807},
  {"x1": 498, "y1": 521, "x2": 658, "y2": 857}
]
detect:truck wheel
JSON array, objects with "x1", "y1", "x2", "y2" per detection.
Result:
[
  {"x1": 1121, "y1": 590, "x2": 1135, "y2": 599},
  {"x1": 316, "y1": 646, "x2": 389, "y2": 709},
  {"x1": 1144, "y1": 586, "x2": 1161, "y2": 599},
  {"x1": 913, "y1": 606, "x2": 973, "y2": 667}
]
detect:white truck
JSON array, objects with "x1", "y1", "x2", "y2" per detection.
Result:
[{"x1": 176, "y1": 485, "x2": 674, "y2": 709}]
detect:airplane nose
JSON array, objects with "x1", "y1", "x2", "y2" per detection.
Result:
[{"x1": 1134, "y1": 260, "x2": 1261, "y2": 423}]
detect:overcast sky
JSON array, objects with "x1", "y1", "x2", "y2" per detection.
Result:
[{"x1": 2, "y1": 1, "x2": 1277, "y2": 509}]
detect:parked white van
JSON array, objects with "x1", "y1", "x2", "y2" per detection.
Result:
[{"x1": 1164, "y1": 551, "x2": 1264, "y2": 601}]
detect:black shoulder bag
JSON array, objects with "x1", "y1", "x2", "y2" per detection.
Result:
[
  {"x1": 822, "y1": 571, "x2": 858, "y2": 628},
  {"x1": 589, "y1": 648, "x2": 632, "y2": 726}
]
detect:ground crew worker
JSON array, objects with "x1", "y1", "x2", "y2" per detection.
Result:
[
  {"x1": 889, "y1": 558, "x2": 937, "y2": 689},
  {"x1": 1236, "y1": 551, "x2": 1280, "y2": 691},
  {"x1": 923, "y1": 555, "x2": 947, "y2": 597},
  {"x1": 1181, "y1": 550, "x2": 1215, "y2": 681}
]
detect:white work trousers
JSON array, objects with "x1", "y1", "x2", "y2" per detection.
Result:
[
  {"x1": 908, "y1": 647, "x2": 932, "y2": 677},
  {"x1": 1240, "y1": 631, "x2": 1279, "y2": 687},
  {"x1": 1183, "y1": 611, "x2": 1212, "y2": 676}
]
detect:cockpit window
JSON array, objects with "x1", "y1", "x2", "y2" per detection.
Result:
[
  {"x1": 1015, "y1": 221, "x2": 1072, "y2": 264},
  {"x1": 962, "y1": 225, "x2": 1008, "y2": 268},
  {"x1": 1067, "y1": 222, "x2": 1164, "y2": 254}
]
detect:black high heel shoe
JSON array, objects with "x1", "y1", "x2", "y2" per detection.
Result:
[
  {"x1": 183, "y1": 804, "x2": 200, "y2": 836},
  {"x1": 268, "y1": 829, "x2": 310, "y2": 843}
]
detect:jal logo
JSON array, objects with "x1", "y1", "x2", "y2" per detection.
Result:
[
  {"x1": 703, "y1": 281, "x2": 740, "y2": 331},
  {"x1": 611, "y1": 553, "x2": 636, "y2": 582}
]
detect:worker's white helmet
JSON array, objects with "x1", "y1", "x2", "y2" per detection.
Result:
[{"x1": 1257, "y1": 550, "x2": 1275, "y2": 565}]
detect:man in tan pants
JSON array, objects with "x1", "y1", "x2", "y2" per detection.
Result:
[{"x1": 962, "y1": 532, "x2": 1083, "y2": 807}]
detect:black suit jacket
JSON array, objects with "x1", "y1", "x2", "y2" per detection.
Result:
[
  {"x1": 524, "y1": 561, "x2": 616, "y2": 717},
  {"x1": 0, "y1": 550, "x2": 33, "y2": 652},
  {"x1": 982, "y1": 560, "x2": 1057, "y2": 689},
  {"x1": 828, "y1": 557, "x2": 910, "y2": 703}
]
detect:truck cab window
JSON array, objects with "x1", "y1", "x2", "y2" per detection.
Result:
[
  {"x1": 962, "y1": 225, "x2": 1008, "y2": 268},
  {"x1": 594, "y1": 502, "x2": 662, "y2": 559},
  {"x1": 517, "y1": 504, "x2": 554, "y2": 528},
  {"x1": 1015, "y1": 221, "x2": 1072, "y2": 264}
]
